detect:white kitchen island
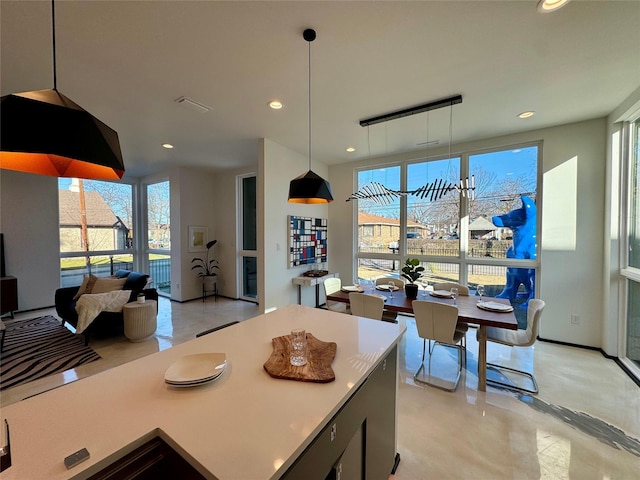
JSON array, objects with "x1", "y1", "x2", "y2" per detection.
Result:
[{"x1": 0, "y1": 304, "x2": 405, "y2": 480}]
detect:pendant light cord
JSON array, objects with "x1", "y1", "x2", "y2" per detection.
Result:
[
  {"x1": 448, "y1": 104, "x2": 453, "y2": 162},
  {"x1": 307, "y1": 39, "x2": 312, "y2": 171},
  {"x1": 51, "y1": 0, "x2": 57, "y2": 90}
]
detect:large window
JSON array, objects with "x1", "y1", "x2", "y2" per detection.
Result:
[
  {"x1": 356, "y1": 166, "x2": 401, "y2": 286},
  {"x1": 147, "y1": 181, "x2": 171, "y2": 295},
  {"x1": 58, "y1": 178, "x2": 134, "y2": 287},
  {"x1": 240, "y1": 175, "x2": 257, "y2": 301},
  {"x1": 623, "y1": 116, "x2": 640, "y2": 370},
  {"x1": 355, "y1": 144, "x2": 539, "y2": 326}
]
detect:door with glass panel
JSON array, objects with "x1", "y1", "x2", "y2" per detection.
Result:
[
  {"x1": 146, "y1": 181, "x2": 171, "y2": 296},
  {"x1": 239, "y1": 175, "x2": 257, "y2": 302}
]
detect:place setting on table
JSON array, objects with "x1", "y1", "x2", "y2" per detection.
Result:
[
  {"x1": 341, "y1": 280, "x2": 390, "y2": 303},
  {"x1": 375, "y1": 283, "x2": 400, "y2": 292},
  {"x1": 340, "y1": 284, "x2": 364, "y2": 293}
]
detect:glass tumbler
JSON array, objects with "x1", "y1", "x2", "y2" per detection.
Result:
[
  {"x1": 450, "y1": 287, "x2": 459, "y2": 306},
  {"x1": 290, "y1": 329, "x2": 308, "y2": 366}
]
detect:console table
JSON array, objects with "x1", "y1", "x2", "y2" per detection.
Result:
[
  {"x1": 292, "y1": 272, "x2": 338, "y2": 308},
  {"x1": 0, "y1": 276, "x2": 18, "y2": 318}
]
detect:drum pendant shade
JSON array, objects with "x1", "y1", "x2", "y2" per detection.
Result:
[{"x1": 0, "y1": 89, "x2": 125, "y2": 180}]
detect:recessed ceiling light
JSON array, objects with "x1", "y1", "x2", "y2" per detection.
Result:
[
  {"x1": 162, "y1": 143, "x2": 174, "y2": 149},
  {"x1": 346, "y1": 147, "x2": 355, "y2": 153},
  {"x1": 537, "y1": 0, "x2": 570, "y2": 13},
  {"x1": 518, "y1": 111, "x2": 535, "y2": 119},
  {"x1": 269, "y1": 100, "x2": 283, "y2": 110}
]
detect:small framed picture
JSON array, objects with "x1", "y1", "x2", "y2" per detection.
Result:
[{"x1": 188, "y1": 226, "x2": 208, "y2": 252}]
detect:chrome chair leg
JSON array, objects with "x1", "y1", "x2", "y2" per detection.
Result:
[
  {"x1": 413, "y1": 343, "x2": 462, "y2": 392},
  {"x1": 486, "y1": 362, "x2": 539, "y2": 394}
]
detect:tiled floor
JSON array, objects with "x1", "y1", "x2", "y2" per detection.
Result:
[{"x1": 2, "y1": 297, "x2": 639, "y2": 478}]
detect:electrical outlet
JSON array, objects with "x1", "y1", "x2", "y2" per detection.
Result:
[{"x1": 571, "y1": 314, "x2": 580, "y2": 325}]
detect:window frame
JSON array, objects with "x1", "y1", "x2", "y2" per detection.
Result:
[
  {"x1": 353, "y1": 141, "x2": 542, "y2": 291},
  {"x1": 58, "y1": 178, "x2": 138, "y2": 286},
  {"x1": 619, "y1": 113, "x2": 640, "y2": 376}
]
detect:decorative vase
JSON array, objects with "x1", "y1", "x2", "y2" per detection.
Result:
[{"x1": 405, "y1": 283, "x2": 419, "y2": 300}]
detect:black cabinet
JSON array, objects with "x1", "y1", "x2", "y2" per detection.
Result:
[{"x1": 282, "y1": 345, "x2": 398, "y2": 480}]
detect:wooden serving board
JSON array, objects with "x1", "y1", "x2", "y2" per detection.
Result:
[{"x1": 263, "y1": 333, "x2": 337, "y2": 383}]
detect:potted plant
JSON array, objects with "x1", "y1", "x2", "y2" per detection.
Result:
[
  {"x1": 191, "y1": 239, "x2": 219, "y2": 293},
  {"x1": 401, "y1": 258, "x2": 424, "y2": 299}
]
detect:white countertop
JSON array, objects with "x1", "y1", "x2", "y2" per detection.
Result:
[{"x1": 0, "y1": 305, "x2": 405, "y2": 480}]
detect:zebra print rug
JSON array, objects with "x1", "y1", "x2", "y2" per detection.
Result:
[{"x1": 0, "y1": 315, "x2": 101, "y2": 391}]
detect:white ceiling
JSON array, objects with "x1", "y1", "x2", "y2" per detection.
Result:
[{"x1": 2, "y1": 1, "x2": 639, "y2": 179}]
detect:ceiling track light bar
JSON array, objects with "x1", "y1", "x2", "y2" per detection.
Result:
[{"x1": 359, "y1": 94, "x2": 462, "y2": 127}]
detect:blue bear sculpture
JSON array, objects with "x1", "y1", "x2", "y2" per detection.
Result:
[{"x1": 491, "y1": 196, "x2": 536, "y2": 308}]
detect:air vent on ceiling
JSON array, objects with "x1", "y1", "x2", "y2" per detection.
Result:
[
  {"x1": 416, "y1": 140, "x2": 440, "y2": 146},
  {"x1": 175, "y1": 96, "x2": 212, "y2": 113}
]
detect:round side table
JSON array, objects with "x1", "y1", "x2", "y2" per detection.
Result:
[{"x1": 123, "y1": 300, "x2": 157, "y2": 342}]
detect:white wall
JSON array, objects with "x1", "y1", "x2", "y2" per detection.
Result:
[
  {"x1": 168, "y1": 167, "x2": 217, "y2": 302},
  {"x1": 329, "y1": 118, "x2": 607, "y2": 347},
  {"x1": 0, "y1": 170, "x2": 60, "y2": 311},
  {"x1": 213, "y1": 165, "x2": 257, "y2": 300},
  {"x1": 259, "y1": 139, "x2": 330, "y2": 313}
]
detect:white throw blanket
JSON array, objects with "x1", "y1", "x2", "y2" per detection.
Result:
[{"x1": 75, "y1": 290, "x2": 131, "y2": 334}]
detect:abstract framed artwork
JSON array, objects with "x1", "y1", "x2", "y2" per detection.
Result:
[
  {"x1": 288, "y1": 215, "x2": 328, "y2": 268},
  {"x1": 188, "y1": 226, "x2": 208, "y2": 252}
]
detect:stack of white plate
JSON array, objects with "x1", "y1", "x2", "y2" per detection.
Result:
[
  {"x1": 164, "y1": 353, "x2": 227, "y2": 387},
  {"x1": 376, "y1": 285, "x2": 399, "y2": 292},
  {"x1": 341, "y1": 285, "x2": 363, "y2": 292},
  {"x1": 429, "y1": 290, "x2": 453, "y2": 298},
  {"x1": 477, "y1": 301, "x2": 514, "y2": 313}
]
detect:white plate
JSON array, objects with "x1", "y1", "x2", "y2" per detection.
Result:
[
  {"x1": 477, "y1": 301, "x2": 514, "y2": 313},
  {"x1": 165, "y1": 364, "x2": 225, "y2": 385},
  {"x1": 341, "y1": 285, "x2": 363, "y2": 292},
  {"x1": 165, "y1": 353, "x2": 227, "y2": 385},
  {"x1": 376, "y1": 285, "x2": 399, "y2": 291},
  {"x1": 429, "y1": 290, "x2": 453, "y2": 298},
  {"x1": 166, "y1": 373, "x2": 224, "y2": 388}
]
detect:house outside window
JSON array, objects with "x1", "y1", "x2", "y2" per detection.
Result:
[{"x1": 58, "y1": 178, "x2": 134, "y2": 287}]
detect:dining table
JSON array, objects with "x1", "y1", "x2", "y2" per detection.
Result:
[{"x1": 326, "y1": 286, "x2": 518, "y2": 392}]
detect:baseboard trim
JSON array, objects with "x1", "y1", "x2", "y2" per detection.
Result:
[
  {"x1": 5, "y1": 305, "x2": 57, "y2": 317},
  {"x1": 537, "y1": 336, "x2": 640, "y2": 388}
]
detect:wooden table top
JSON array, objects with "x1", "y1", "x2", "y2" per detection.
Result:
[{"x1": 327, "y1": 288, "x2": 518, "y2": 330}]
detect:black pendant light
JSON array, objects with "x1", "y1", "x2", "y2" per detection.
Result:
[
  {"x1": 0, "y1": 0, "x2": 125, "y2": 180},
  {"x1": 288, "y1": 28, "x2": 333, "y2": 204}
]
